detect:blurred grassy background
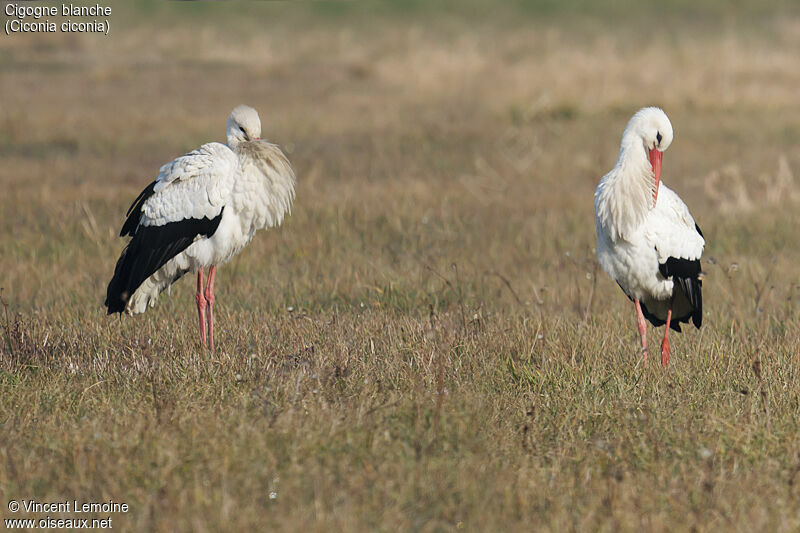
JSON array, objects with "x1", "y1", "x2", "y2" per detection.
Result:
[{"x1": 2, "y1": 1, "x2": 800, "y2": 531}]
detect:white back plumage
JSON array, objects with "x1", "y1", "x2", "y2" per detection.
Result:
[{"x1": 141, "y1": 143, "x2": 237, "y2": 227}]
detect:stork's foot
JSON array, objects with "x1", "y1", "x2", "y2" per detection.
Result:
[
  {"x1": 660, "y1": 338, "x2": 670, "y2": 367},
  {"x1": 642, "y1": 347, "x2": 649, "y2": 365}
]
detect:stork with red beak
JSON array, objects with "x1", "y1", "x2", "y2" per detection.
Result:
[{"x1": 594, "y1": 107, "x2": 704, "y2": 366}]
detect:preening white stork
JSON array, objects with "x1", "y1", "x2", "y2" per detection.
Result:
[
  {"x1": 105, "y1": 105, "x2": 296, "y2": 349},
  {"x1": 594, "y1": 107, "x2": 704, "y2": 366}
]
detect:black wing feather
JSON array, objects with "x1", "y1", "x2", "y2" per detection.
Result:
[
  {"x1": 658, "y1": 257, "x2": 701, "y2": 279},
  {"x1": 658, "y1": 256, "x2": 703, "y2": 330},
  {"x1": 677, "y1": 276, "x2": 703, "y2": 328},
  {"x1": 120, "y1": 181, "x2": 157, "y2": 237},
  {"x1": 105, "y1": 209, "x2": 224, "y2": 314},
  {"x1": 695, "y1": 223, "x2": 704, "y2": 238}
]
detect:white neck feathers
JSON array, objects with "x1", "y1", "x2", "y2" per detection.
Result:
[{"x1": 594, "y1": 136, "x2": 655, "y2": 242}]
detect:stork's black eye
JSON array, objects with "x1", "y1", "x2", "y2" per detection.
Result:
[{"x1": 656, "y1": 132, "x2": 663, "y2": 144}]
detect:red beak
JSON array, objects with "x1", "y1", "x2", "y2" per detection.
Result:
[{"x1": 649, "y1": 147, "x2": 662, "y2": 205}]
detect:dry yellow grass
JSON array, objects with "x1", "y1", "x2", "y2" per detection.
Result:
[{"x1": 2, "y1": 2, "x2": 800, "y2": 531}]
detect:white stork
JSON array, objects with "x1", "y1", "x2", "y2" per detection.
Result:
[
  {"x1": 105, "y1": 105, "x2": 296, "y2": 350},
  {"x1": 594, "y1": 107, "x2": 704, "y2": 366}
]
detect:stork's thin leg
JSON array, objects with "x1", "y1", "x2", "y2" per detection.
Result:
[
  {"x1": 661, "y1": 306, "x2": 673, "y2": 367},
  {"x1": 204, "y1": 265, "x2": 217, "y2": 352},
  {"x1": 634, "y1": 299, "x2": 649, "y2": 363},
  {"x1": 196, "y1": 267, "x2": 207, "y2": 347}
]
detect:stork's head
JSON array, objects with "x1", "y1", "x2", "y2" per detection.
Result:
[
  {"x1": 226, "y1": 105, "x2": 262, "y2": 147},
  {"x1": 623, "y1": 107, "x2": 673, "y2": 204}
]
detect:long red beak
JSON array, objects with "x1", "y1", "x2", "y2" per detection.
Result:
[{"x1": 649, "y1": 147, "x2": 662, "y2": 205}]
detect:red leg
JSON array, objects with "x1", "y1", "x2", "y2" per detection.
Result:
[
  {"x1": 196, "y1": 268, "x2": 207, "y2": 347},
  {"x1": 661, "y1": 306, "x2": 672, "y2": 367},
  {"x1": 634, "y1": 300, "x2": 649, "y2": 363},
  {"x1": 204, "y1": 265, "x2": 217, "y2": 351}
]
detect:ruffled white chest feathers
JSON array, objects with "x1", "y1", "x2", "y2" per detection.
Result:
[{"x1": 232, "y1": 141, "x2": 296, "y2": 234}]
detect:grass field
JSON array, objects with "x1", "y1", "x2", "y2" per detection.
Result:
[{"x1": 2, "y1": 1, "x2": 800, "y2": 531}]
